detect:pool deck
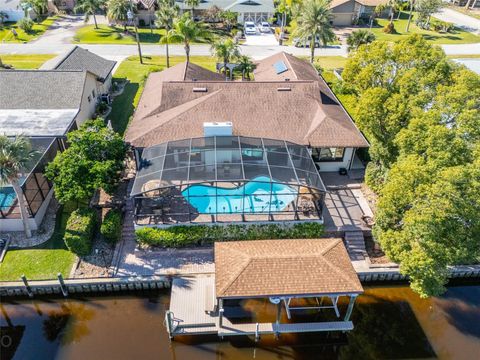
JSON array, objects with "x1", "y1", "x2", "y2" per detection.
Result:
[{"x1": 167, "y1": 275, "x2": 354, "y2": 338}]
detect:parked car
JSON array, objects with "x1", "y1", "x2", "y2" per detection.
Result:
[
  {"x1": 293, "y1": 35, "x2": 321, "y2": 48},
  {"x1": 259, "y1": 22, "x2": 271, "y2": 33},
  {"x1": 244, "y1": 21, "x2": 257, "y2": 35}
]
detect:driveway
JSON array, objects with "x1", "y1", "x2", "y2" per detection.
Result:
[
  {"x1": 433, "y1": 8, "x2": 480, "y2": 33},
  {"x1": 244, "y1": 32, "x2": 278, "y2": 46},
  {"x1": 33, "y1": 15, "x2": 86, "y2": 45}
]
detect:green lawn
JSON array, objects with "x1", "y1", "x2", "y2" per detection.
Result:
[
  {"x1": 0, "y1": 17, "x2": 57, "y2": 43},
  {"x1": 0, "y1": 205, "x2": 77, "y2": 281},
  {"x1": 370, "y1": 12, "x2": 480, "y2": 44},
  {"x1": 109, "y1": 55, "x2": 216, "y2": 135},
  {"x1": 313, "y1": 56, "x2": 348, "y2": 70},
  {"x1": 446, "y1": 54, "x2": 480, "y2": 59},
  {"x1": 0, "y1": 54, "x2": 55, "y2": 69},
  {"x1": 74, "y1": 25, "x2": 167, "y2": 44}
]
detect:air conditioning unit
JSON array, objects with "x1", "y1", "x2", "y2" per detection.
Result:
[{"x1": 203, "y1": 122, "x2": 233, "y2": 137}]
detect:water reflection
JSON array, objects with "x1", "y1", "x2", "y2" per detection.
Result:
[{"x1": 0, "y1": 285, "x2": 479, "y2": 360}]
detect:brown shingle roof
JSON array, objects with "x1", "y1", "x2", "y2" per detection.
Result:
[
  {"x1": 125, "y1": 55, "x2": 369, "y2": 149},
  {"x1": 215, "y1": 239, "x2": 363, "y2": 298}
]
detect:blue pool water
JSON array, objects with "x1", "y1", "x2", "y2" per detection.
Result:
[
  {"x1": 0, "y1": 187, "x2": 16, "y2": 211},
  {"x1": 182, "y1": 176, "x2": 297, "y2": 214}
]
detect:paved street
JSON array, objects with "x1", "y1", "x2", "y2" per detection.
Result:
[{"x1": 434, "y1": 8, "x2": 480, "y2": 33}]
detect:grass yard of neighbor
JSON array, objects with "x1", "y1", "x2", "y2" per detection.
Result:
[
  {"x1": 0, "y1": 17, "x2": 57, "y2": 43},
  {"x1": 108, "y1": 55, "x2": 216, "y2": 135},
  {"x1": 370, "y1": 12, "x2": 480, "y2": 44},
  {"x1": 74, "y1": 25, "x2": 167, "y2": 44},
  {"x1": 447, "y1": 5, "x2": 480, "y2": 21},
  {"x1": 0, "y1": 204, "x2": 77, "y2": 281},
  {"x1": 0, "y1": 54, "x2": 55, "y2": 69}
]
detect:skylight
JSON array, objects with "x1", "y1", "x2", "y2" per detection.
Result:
[{"x1": 273, "y1": 61, "x2": 288, "y2": 74}]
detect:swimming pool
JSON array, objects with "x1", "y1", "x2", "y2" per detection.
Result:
[
  {"x1": 0, "y1": 187, "x2": 16, "y2": 211},
  {"x1": 182, "y1": 176, "x2": 297, "y2": 214}
]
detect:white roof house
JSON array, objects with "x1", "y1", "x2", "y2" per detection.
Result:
[{"x1": 175, "y1": 0, "x2": 275, "y2": 24}]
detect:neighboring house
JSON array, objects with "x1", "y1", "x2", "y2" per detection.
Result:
[
  {"x1": 124, "y1": 53, "x2": 368, "y2": 226},
  {"x1": 48, "y1": 0, "x2": 76, "y2": 12},
  {"x1": 0, "y1": 0, "x2": 37, "y2": 22},
  {"x1": 176, "y1": 0, "x2": 276, "y2": 24},
  {"x1": 0, "y1": 70, "x2": 98, "y2": 232},
  {"x1": 133, "y1": 0, "x2": 157, "y2": 26},
  {"x1": 330, "y1": 0, "x2": 389, "y2": 26},
  {"x1": 51, "y1": 46, "x2": 117, "y2": 96}
]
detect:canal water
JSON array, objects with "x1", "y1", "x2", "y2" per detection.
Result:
[{"x1": 1, "y1": 284, "x2": 479, "y2": 360}]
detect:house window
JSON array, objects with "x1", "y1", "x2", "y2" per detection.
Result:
[
  {"x1": 88, "y1": 95, "x2": 91, "y2": 102},
  {"x1": 92, "y1": 89, "x2": 96, "y2": 98},
  {"x1": 312, "y1": 148, "x2": 345, "y2": 162}
]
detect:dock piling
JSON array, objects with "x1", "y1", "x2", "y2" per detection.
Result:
[
  {"x1": 21, "y1": 275, "x2": 33, "y2": 298},
  {"x1": 57, "y1": 273, "x2": 68, "y2": 297}
]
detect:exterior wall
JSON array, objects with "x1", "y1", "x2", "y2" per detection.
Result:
[
  {"x1": 330, "y1": 0, "x2": 355, "y2": 25},
  {"x1": 74, "y1": 72, "x2": 98, "y2": 128},
  {"x1": 314, "y1": 147, "x2": 354, "y2": 172},
  {"x1": 136, "y1": 9, "x2": 156, "y2": 25},
  {"x1": 0, "y1": 189, "x2": 53, "y2": 232},
  {"x1": 96, "y1": 74, "x2": 112, "y2": 96}
]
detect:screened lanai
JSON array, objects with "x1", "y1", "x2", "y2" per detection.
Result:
[{"x1": 131, "y1": 136, "x2": 326, "y2": 225}]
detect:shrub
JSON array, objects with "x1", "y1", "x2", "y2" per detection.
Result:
[
  {"x1": 382, "y1": 22, "x2": 395, "y2": 34},
  {"x1": 64, "y1": 208, "x2": 97, "y2": 256},
  {"x1": 101, "y1": 209, "x2": 122, "y2": 244},
  {"x1": 18, "y1": 18, "x2": 34, "y2": 32},
  {"x1": 139, "y1": 19, "x2": 146, "y2": 27},
  {"x1": 96, "y1": 101, "x2": 108, "y2": 114},
  {"x1": 136, "y1": 222, "x2": 325, "y2": 248}
]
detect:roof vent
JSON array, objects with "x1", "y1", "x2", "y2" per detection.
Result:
[
  {"x1": 277, "y1": 87, "x2": 291, "y2": 92},
  {"x1": 285, "y1": 78, "x2": 290, "y2": 81},
  {"x1": 193, "y1": 87, "x2": 207, "y2": 92}
]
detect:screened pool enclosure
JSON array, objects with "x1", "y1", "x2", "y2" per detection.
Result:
[{"x1": 131, "y1": 136, "x2": 326, "y2": 225}]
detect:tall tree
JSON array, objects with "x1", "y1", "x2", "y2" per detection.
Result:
[
  {"x1": 184, "y1": 0, "x2": 199, "y2": 17},
  {"x1": 346, "y1": 29, "x2": 375, "y2": 52},
  {"x1": 405, "y1": 0, "x2": 415, "y2": 32},
  {"x1": 211, "y1": 38, "x2": 240, "y2": 79},
  {"x1": 0, "y1": 136, "x2": 39, "y2": 238},
  {"x1": 0, "y1": 11, "x2": 8, "y2": 24},
  {"x1": 163, "y1": 13, "x2": 211, "y2": 62},
  {"x1": 74, "y1": 0, "x2": 106, "y2": 29},
  {"x1": 415, "y1": 0, "x2": 443, "y2": 28},
  {"x1": 219, "y1": 10, "x2": 237, "y2": 31},
  {"x1": 107, "y1": 0, "x2": 130, "y2": 31},
  {"x1": 45, "y1": 119, "x2": 127, "y2": 204},
  {"x1": 292, "y1": 0, "x2": 335, "y2": 63},
  {"x1": 21, "y1": 0, "x2": 47, "y2": 17},
  {"x1": 155, "y1": 0, "x2": 180, "y2": 68}
]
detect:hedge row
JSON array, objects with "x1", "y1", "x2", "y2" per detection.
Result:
[
  {"x1": 135, "y1": 222, "x2": 324, "y2": 248},
  {"x1": 100, "y1": 209, "x2": 122, "y2": 244},
  {"x1": 64, "y1": 208, "x2": 97, "y2": 256}
]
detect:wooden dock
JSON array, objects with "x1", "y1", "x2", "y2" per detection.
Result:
[{"x1": 167, "y1": 276, "x2": 355, "y2": 338}]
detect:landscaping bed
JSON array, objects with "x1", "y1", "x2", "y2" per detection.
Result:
[
  {"x1": 136, "y1": 222, "x2": 325, "y2": 248},
  {"x1": 0, "y1": 17, "x2": 57, "y2": 43}
]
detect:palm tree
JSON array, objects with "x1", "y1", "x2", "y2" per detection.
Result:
[
  {"x1": 211, "y1": 38, "x2": 240, "y2": 79},
  {"x1": 0, "y1": 136, "x2": 39, "y2": 238},
  {"x1": 346, "y1": 29, "x2": 375, "y2": 52},
  {"x1": 293, "y1": 0, "x2": 335, "y2": 63},
  {"x1": 164, "y1": 13, "x2": 211, "y2": 62},
  {"x1": 156, "y1": 0, "x2": 179, "y2": 68},
  {"x1": 237, "y1": 55, "x2": 255, "y2": 80},
  {"x1": 406, "y1": 0, "x2": 415, "y2": 32},
  {"x1": 107, "y1": 0, "x2": 130, "y2": 31},
  {"x1": 184, "y1": 0, "x2": 199, "y2": 17},
  {"x1": 75, "y1": 0, "x2": 106, "y2": 29},
  {"x1": 220, "y1": 10, "x2": 237, "y2": 32}
]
